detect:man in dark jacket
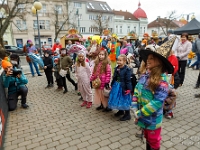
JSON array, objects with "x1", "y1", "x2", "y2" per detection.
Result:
[{"x1": 43, "y1": 51, "x2": 53, "y2": 88}]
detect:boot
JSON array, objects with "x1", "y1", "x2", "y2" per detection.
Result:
[
  {"x1": 194, "y1": 83, "x2": 200, "y2": 89},
  {"x1": 21, "y1": 103, "x2": 29, "y2": 109},
  {"x1": 146, "y1": 143, "x2": 151, "y2": 150},
  {"x1": 120, "y1": 110, "x2": 131, "y2": 121},
  {"x1": 102, "y1": 107, "x2": 112, "y2": 112},
  {"x1": 114, "y1": 110, "x2": 124, "y2": 117},
  {"x1": 96, "y1": 104, "x2": 103, "y2": 110},
  {"x1": 81, "y1": 101, "x2": 87, "y2": 107},
  {"x1": 86, "y1": 102, "x2": 92, "y2": 108},
  {"x1": 75, "y1": 83, "x2": 78, "y2": 91}
]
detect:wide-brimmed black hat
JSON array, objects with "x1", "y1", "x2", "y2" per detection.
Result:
[{"x1": 139, "y1": 36, "x2": 177, "y2": 74}]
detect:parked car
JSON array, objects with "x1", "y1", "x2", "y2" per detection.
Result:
[{"x1": 4, "y1": 45, "x2": 25, "y2": 55}]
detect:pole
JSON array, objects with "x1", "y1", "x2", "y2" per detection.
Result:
[
  {"x1": 77, "y1": 9, "x2": 80, "y2": 32},
  {"x1": 36, "y1": 10, "x2": 42, "y2": 56}
]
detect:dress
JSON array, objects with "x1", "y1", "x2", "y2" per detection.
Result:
[{"x1": 108, "y1": 66, "x2": 132, "y2": 110}]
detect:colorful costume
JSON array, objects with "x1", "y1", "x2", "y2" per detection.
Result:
[
  {"x1": 108, "y1": 65, "x2": 132, "y2": 110},
  {"x1": 90, "y1": 62, "x2": 111, "y2": 108}
]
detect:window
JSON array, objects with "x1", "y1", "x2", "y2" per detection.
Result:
[
  {"x1": 89, "y1": 27, "x2": 95, "y2": 33},
  {"x1": 55, "y1": 5, "x2": 62, "y2": 14},
  {"x1": 120, "y1": 26, "x2": 122, "y2": 34},
  {"x1": 102, "y1": 16, "x2": 107, "y2": 20},
  {"x1": 134, "y1": 26, "x2": 136, "y2": 32},
  {"x1": 17, "y1": 4, "x2": 25, "y2": 13},
  {"x1": 89, "y1": 15, "x2": 93, "y2": 20},
  {"x1": 80, "y1": 27, "x2": 85, "y2": 33},
  {"x1": 16, "y1": 20, "x2": 27, "y2": 30},
  {"x1": 115, "y1": 25, "x2": 118, "y2": 33},
  {"x1": 127, "y1": 26, "x2": 130, "y2": 33},
  {"x1": 74, "y1": 2, "x2": 81, "y2": 8},
  {"x1": 109, "y1": 16, "x2": 112, "y2": 22},
  {"x1": 33, "y1": 20, "x2": 50, "y2": 30},
  {"x1": 89, "y1": 15, "x2": 96, "y2": 20},
  {"x1": 89, "y1": 3, "x2": 95, "y2": 9},
  {"x1": 100, "y1": 4, "x2": 105, "y2": 10},
  {"x1": 144, "y1": 27, "x2": 146, "y2": 33},
  {"x1": 40, "y1": 4, "x2": 46, "y2": 13}
]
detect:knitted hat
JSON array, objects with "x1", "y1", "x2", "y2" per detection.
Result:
[{"x1": 1, "y1": 57, "x2": 12, "y2": 69}]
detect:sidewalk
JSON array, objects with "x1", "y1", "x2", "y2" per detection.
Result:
[{"x1": 3, "y1": 68, "x2": 200, "y2": 150}]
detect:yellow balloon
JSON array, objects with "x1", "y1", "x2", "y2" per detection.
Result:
[
  {"x1": 31, "y1": 6, "x2": 36, "y2": 14},
  {"x1": 92, "y1": 35, "x2": 102, "y2": 45}
]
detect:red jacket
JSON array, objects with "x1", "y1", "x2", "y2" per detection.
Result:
[
  {"x1": 168, "y1": 54, "x2": 178, "y2": 75},
  {"x1": 52, "y1": 43, "x2": 62, "y2": 53}
]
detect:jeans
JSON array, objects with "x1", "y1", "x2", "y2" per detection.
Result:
[
  {"x1": 8, "y1": 86, "x2": 28, "y2": 111},
  {"x1": 29, "y1": 61, "x2": 40, "y2": 76},
  {"x1": 187, "y1": 59, "x2": 192, "y2": 66},
  {"x1": 191, "y1": 53, "x2": 200, "y2": 69}
]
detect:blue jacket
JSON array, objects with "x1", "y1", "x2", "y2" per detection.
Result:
[
  {"x1": 111, "y1": 65, "x2": 132, "y2": 92},
  {"x1": 2, "y1": 71, "x2": 28, "y2": 95}
]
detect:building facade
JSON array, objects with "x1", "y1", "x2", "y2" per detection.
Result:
[{"x1": 11, "y1": 0, "x2": 69, "y2": 48}]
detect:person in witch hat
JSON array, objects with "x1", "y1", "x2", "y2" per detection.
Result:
[{"x1": 132, "y1": 37, "x2": 176, "y2": 150}]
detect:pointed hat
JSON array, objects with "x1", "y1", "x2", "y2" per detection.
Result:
[{"x1": 139, "y1": 36, "x2": 177, "y2": 74}]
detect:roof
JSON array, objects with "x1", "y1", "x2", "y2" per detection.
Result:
[
  {"x1": 133, "y1": 2, "x2": 147, "y2": 19},
  {"x1": 148, "y1": 18, "x2": 179, "y2": 28},
  {"x1": 174, "y1": 18, "x2": 200, "y2": 35},
  {"x1": 86, "y1": 1, "x2": 113, "y2": 13},
  {"x1": 173, "y1": 20, "x2": 187, "y2": 28},
  {"x1": 113, "y1": 10, "x2": 139, "y2": 21}
]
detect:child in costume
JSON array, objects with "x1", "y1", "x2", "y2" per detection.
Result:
[
  {"x1": 90, "y1": 49, "x2": 111, "y2": 112},
  {"x1": 43, "y1": 51, "x2": 54, "y2": 88},
  {"x1": 187, "y1": 50, "x2": 195, "y2": 67},
  {"x1": 53, "y1": 58, "x2": 63, "y2": 90},
  {"x1": 163, "y1": 85, "x2": 176, "y2": 119},
  {"x1": 108, "y1": 54, "x2": 132, "y2": 121},
  {"x1": 75, "y1": 51, "x2": 93, "y2": 108},
  {"x1": 132, "y1": 37, "x2": 176, "y2": 150}
]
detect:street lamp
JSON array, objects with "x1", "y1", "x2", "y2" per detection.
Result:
[{"x1": 32, "y1": 1, "x2": 42, "y2": 56}]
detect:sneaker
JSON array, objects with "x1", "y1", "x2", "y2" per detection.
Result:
[
  {"x1": 120, "y1": 114, "x2": 131, "y2": 121},
  {"x1": 21, "y1": 104, "x2": 29, "y2": 109},
  {"x1": 45, "y1": 85, "x2": 51, "y2": 88},
  {"x1": 81, "y1": 101, "x2": 87, "y2": 107},
  {"x1": 114, "y1": 110, "x2": 124, "y2": 117},
  {"x1": 86, "y1": 102, "x2": 92, "y2": 108},
  {"x1": 194, "y1": 94, "x2": 200, "y2": 98},
  {"x1": 38, "y1": 74, "x2": 42, "y2": 76},
  {"x1": 165, "y1": 112, "x2": 174, "y2": 119}
]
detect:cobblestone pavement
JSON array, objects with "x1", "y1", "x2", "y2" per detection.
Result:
[{"x1": 3, "y1": 68, "x2": 200, "y2": 150}]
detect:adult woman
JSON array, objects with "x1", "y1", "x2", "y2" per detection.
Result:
[{"x1": 176, "y1": 33, "x2": 192, "y2": 86}]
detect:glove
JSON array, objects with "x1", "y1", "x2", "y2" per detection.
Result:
[
  {"x1": 125, "y1": 90, "x2": 131, "y2": 95},
  {"x1": 105, "y1": 83, "x2": 110, "y2": 89}
]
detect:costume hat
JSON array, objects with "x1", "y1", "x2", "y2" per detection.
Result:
[
  {"x1": 1, "y1": 57, "x2": 12, "y2": 69},
  {"x1": 139, "y1": 36, "x2": 177, "y2": 74}
]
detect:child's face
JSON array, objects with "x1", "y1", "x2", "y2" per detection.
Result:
[
  {"x1": 78, "y1": 54, "x2": 84, "y2": 62},
  {"x1": 54, "y1": 61, "x2": 58, "y2": 64},
  {"x1": 117, "y1": 56, "x2": 126, "y2": 66},
  {"x1": 146, "y1": 54, "x2": 161, "y2": 70},
  {"x1": 99, "y1": 51, "x2": 105, "y2": 61}
]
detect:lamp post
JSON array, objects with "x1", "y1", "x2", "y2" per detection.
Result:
[
  {"x1": 32, "y1": 1, "x2": 42, "y2": 56},
  {"x1": 180, "y1": 13, "x2": 195, "y2": 22}
]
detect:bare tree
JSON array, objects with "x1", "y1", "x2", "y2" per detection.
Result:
[
  {"x1": 0, "y1": 0, "x2": 32, "y2": 47},
  {"x1": 156, "y1": 10, "x2": 181, "y2": 36},
  {"x1": 51, "y1": 1, "x2": 76, "y2": 42},
  {"x1": 91, "y1": 13, "x2": 109, "y2": 35}
]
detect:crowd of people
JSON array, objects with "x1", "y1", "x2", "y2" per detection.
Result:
[{"x1": 2, "y1": 31, "x2": 200, "y2": 150}]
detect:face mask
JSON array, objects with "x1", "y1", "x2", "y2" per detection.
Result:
[
  {"x1": 11, "y1": 60, "x2": 18, "y2": 65},
  {"x1": 45, "y1": 54, "x2": 49, "y2": 57}
]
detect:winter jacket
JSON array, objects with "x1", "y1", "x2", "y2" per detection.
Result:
[
  {"x1": 90, "y1": 62, "x2": 111, "y2": 90},
  {"x1": 176, "y1": 40, "x2": 192, "y2": 61},
  {"x1": 133, "y1": 72, "x2": 169, "y2": 130},
  {"x1": 60, "y1": 55, "x2": 73, "y2": 74},
  {"x1": 111, "y1": 65, "x2": 132, "y2": 92},
  {"x1": 43, "y1": 56, "x2": 53, "y2": 72},
  {"x1": 168, "y1": 54, "x2": 178, "y2": 75},
  {"x1": 52, "y1": 43, "x2": 62, "y2": 53},
  {"x1": 2, "y1": 71, "x2": 28, "y2": 95}
]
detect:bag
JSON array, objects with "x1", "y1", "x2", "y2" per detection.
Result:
[
  {"x1": 59, "y1": 69, "x2": 67, "y2": 77},
  {"x1": 92, "y1": 76, "x2": 101, "y2": 89},
  {"x1": 103, "y1": 87, "x2": 111, "y2": 98}
]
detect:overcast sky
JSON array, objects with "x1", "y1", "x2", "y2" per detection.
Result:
[{"x1": 104, "y1": 0, "x2": 200, "y2": 23}]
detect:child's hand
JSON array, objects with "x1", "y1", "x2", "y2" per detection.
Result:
[{"x1": 125, "y1": 90, "x2": 131, "y2": 95}]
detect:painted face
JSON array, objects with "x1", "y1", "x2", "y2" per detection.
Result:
[
  {"x1": 146, "y1": 54, "x2": 161, "y2": 70},
  {"x1": 78, "y1": 54, "x2": 85, "y2": 62},
  {"x1": 98, "y1": 51, "x2": 105, "y2": 61},
  {"x1": 117, "y1": 56, "x2": 126, "y2": 67}
]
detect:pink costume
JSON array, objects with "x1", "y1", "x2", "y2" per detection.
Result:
[
  {"x1": 90, "y1": 62, "x2": 111, "y2": 107},
  {"x1": 76, "y1": 62, "x2": 92, "y2": 102}
]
